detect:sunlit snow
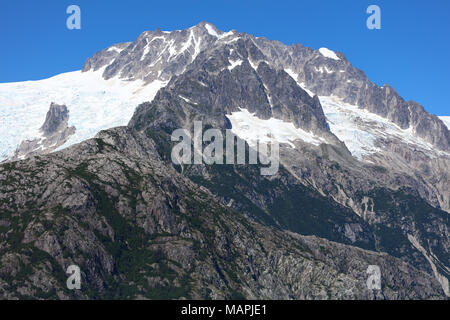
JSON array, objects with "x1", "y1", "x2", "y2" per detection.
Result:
[
  {"x1": 318, "y1": 48, "x2": 340, "y2": 61},
  {"x1": 439, "y1": 116, "x2": 450, "y2": 129},
  {"x1": 226, "y1": 108, "x2": 325, "y2": 148},
  {"x1": 228, "y1": 59, "x2": 243, "y2": 70},
  {"x1": 320, "y1": 96, "x2": 447, "y2": 159},
  {"x1": 205, "y1": 23, "x2": 220, "y2": 38},
  {"x1": 0, "y1": 68, "x2": 167, "y2": 161},
  {"x1": 284, "y1": 68, "x2": 314, "y2": 97}
]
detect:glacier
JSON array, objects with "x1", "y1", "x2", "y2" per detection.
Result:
[{"x1": 0, "y1": 68, "x2": 167, "y2": 161}]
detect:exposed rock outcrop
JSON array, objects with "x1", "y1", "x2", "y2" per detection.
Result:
[{"x1": 10, "y1": 103, "x2": 75, "y2": 161}]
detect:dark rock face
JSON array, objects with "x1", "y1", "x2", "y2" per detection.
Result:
[
  {"x1": 0, "y1": 128, "x2": 445, "y2": 299},
  {"x1": 10, "y1": 103, "x2": 75, "y2": 161},
  {"x1": 130, "y1": 35, "x2": 332, "y2": 139}
]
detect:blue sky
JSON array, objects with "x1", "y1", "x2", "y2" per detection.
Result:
[{"x1": 1, "y1": 0, "x2": 449, "y2": 115}]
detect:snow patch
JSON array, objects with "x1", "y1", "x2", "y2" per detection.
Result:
[
  {"x1": 222, "y1": 37, "x2": 240, "y2": 44},
  {"x1": 179, "y1": 95, "x2": 197, "y2": 105},
  {"x1": 284, "y1": 68, "x2": 298, "y2": 81},
  {"x1": 284, "y1": 68, "x2": 314, "y2": 98},
  {"x1": 226, "y1": 108, "x2": 325, "y2": 148},
  {"x1": 228, "y1": 59, "x2": 243, "y2": 70},
  {"x1": 314, "y1": 66, "x2": 334, "y2": 74},
  {"x1": 205, "y1": 24, "x2": 220, "y2": 37},
  {"x1": 318, "y1": 48, "x2": 340, "y2": 60},
  {"x1": 439, "y1": 116, "x2": 450, "y2": 129},
  {"x1": 107, "y1": 46, "x2": 125, "y2": 54},
  {"x1": 249, "y1": 59, "x2": 259, "y2": 71}
]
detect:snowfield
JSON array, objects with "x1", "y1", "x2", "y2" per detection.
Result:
[
  {"x1": 318, "y1": 47, "x2": 340, "y2": 60},
  {"x1": 0, "y1": 68, "x2": 167, "y2": 161},
  {"x1": 227, "y1": 108, "x2": 326, "y2": 148},
  {"x1": 320, "y1": 96, "x2": 448, "y2": 159}
]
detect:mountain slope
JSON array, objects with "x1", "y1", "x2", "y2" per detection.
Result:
[
  {"x1": 0, "y1": 127, "x2": 445, "y2": 299},
  {"x1": 0, "y1": 22, "x2": 448, "y2": 298},
  {"x1": 127, "y1": 33, "x2": 449, "y2": 294}
]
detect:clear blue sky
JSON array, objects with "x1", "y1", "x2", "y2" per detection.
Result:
[{"x1": 1, "y1": 0, "x2": 449, "y2": 115}]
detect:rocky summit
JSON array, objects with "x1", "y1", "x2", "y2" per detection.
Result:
[{"x1": 0, "y1": 22, "x2": 448, "y2": 299}]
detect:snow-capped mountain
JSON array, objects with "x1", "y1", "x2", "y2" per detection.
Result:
[
  {"x1": 0, "y1": 22, "x2": 227, "y2": 162},
  {"x1": 0, "y1": 22, "x2": 448, "y2": 299},
  {"x1": 1, "y1": 22, "x2": 448, "y2": 163}
]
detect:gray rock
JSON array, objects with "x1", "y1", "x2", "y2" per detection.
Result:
[{"x1": 10, "y1": 103, "x2": 75, "y2": 161}]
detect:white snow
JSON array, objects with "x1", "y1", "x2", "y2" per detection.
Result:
[
  {"x1": 226, "y1": 108, "x2": 325, "y2": 148},
  {"x1": 107, "y1": 46, "x2": 125, "y2": 54},
  {"x1": 192, "y1": 32, "x2": 202, "y2": 60},
  {"x1": 320, "y1": 96, "x2": 380, "y2": 158},
  {"x1": 0, "y1": 68, "x2": 168, "y2": 161},
  {"x1": 205, "y1": 24, "x2": 220, "y2": 38},
  {"x1": 141, "y1": 36, "x2": 166, "y2": 61},
  {"x1": 299, "y1": 83, "x2": 315, "y2": 98},
  {"x1": 320, "y1": 95, "x2": 447, "y2": 159},
  {"x1": 284, "y1": 68, "x2": 298, "y2": 81},
  {"x1": 205, "y1": 24, "x2": 236, "y2": 40},
  {"x1": 149, "y1": 36, "x2": 166, "y2": 43},
  {"x1": 284, "y1": 68, "x2": 314, "y2": 98},
  {"x1": 167, "y1": 39, "x2": 177, "y2": 59},
  {"x1": 262, "y1": 83, "x2": 274, "y2": 108},
  {"x1": 249, "y1": 59, "x2": 259, "y2": 71},
  {"x1": 141, "y1": 45, "x2": 151, "y2": 61},
  {"x1": 172, "y1": 29, "x2": 202, "y2": 62},
  {"x1": 228, "y1": 59, "x2": 243, "y2": 71},
  {"x1": 324, "y1": 66, "x2": 334, "y2": 73},
  {"x1": 179, "y1": 95, "x2": 197, "y2": 105},
  {"x1": 222, "y1": 37, "x2": 241, "y2": 44},
  {"x1": 177, "y1": 30, "x2": 195, "y2": 58},
  {"x1": 439, "y1": 116, "x2": 450, "y2": 129},
  {"x1": 314, "y1": 66, "x2": 334, "y2": 74},
  {"x1": 318, "y1": 47, "x2": 340, "y2": 60},
  {"x1": 221, "y1": 31, "x2": 235, "y2": 38}
]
